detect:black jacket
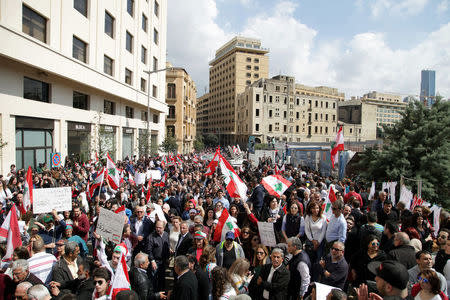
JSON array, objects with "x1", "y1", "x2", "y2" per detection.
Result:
[
  {"x1": 175, "y1": 232, "x2": 193, "y2": 257},
  {"x1": 51, "y1": 256, "x2": 84, "y2": 294},
  {"x1": 171, "y1": 270, "x2": 198, "y2": 300},
  {"x1": 388, "y1": 245, "x2": 417, "y2": 269},
  {"x1": 194, "y1": 268, "x2": 209, "y2": 300},
  {"x1": 147, "y1": 231, "x2": 170, "y2": 262},
  {"x1": 129, "y1": 267, "x2": 160, "y2": 300},
  {"x1": 250, "y1": 263, "x2": 290, "y2": 300}
]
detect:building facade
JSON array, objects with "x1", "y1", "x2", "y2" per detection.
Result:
[
  {"x1": 359, "y1": 91, "x2": 406, "y2": 129},
  {"x1": 165, "y1": 63, "x2": 196, "y2": 153},
  {"x1": 207, "y1": 36, "x2": 269, "y2": 144},
  {"x1": 338, "y1": 99, "x2": 377, "y2": 144},
  {"x1": 420, "y1": 70, "x2": 436, "y2": 107},
  {"x1": 0, "y1": 0, "x2": 167, "y2": 174},
  {"x1": 236, "y1": 75, "x2": 345, "y2": 145},
  {"x1": 196, "y1": 93, "x2": 210, "y2": 136}
]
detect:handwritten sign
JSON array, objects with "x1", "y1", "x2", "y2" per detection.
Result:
[
  {"x1": 147, "y1": 170, "x2": 161, "y2": 180},
  {"x1": 96, "y1": 207, "x2": 123, "y2": 244},
  {"x1": 257, "y1": 222, "x2": 277, "y2": 247},
  {"x1": 33, "y1": 187, "x2": 72, "y2": 214}
]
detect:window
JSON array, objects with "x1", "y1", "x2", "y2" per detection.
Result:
[
  {"x1": 269, "y1": 110, "x2": 273, "y2": 118},
  {"x1": 73, "y1": 91, "x2": 89, "y2": 110},
  {"x1": 246, "y1": 65, "x2": 251, "y2": 70},
  {"x1": 73, "y1": 36, "x2": 87, "y2": 63},
  {"x1": 153, "y1": 113, "x2": 159, "y2": 123},
  {"x1": 315, "y1": 113, "x2": 318, "y2": 120},
  {"x1": 141, "y1": 78, "x2": 146, "y2": 92},
  {"x1": 168, "y1": 105, "x2": 175, "y2": 118},
  {"x1": 105, "y1": 11, "x2": 114, "y2": 37},
  {"x1": 269, "y1": 124, "x2": 272, "y2": 132},
  {"x1": 125, "y1": 68, "x2": 132, "y2": 85},
  {"x1": 254, "y1": 73, "x2": 259, "y2": 78},
  {"x1": 256, "y1": 124, "x2": 259, "y2": 131},
  {"x1": 296, "y1": 125, "x2": 299, "y2": 133},
  {"x1": 283, "y1": 125, "x2": 287, "y2": 132},
  {"x1": 254, "y1": 58, "x2": 259, "y2": 63},
  {"x1": 254, "y1": 66, "x2": 259, "y2": 71},
  {"x1": 246, "y1": 80, "x2": 251, "y2": 85},
  {"x1": 24, "y1": 77, "x2": 49, "y2": 102},
  {"x1": 167, "y1": 83, "x2": 176, "y2": 98},
  {"x1": 152, "y1": 85, "x2": 157, "y2": 97},
  {"x1": 246, "y1": 57, "x2": 251, "y2": 62},
  {"x1": 141, "y1": 111, "x2": 148, "y2": 121},
  {"x1": 246, "y1": 73, "x2": 251, "y2": 78},
  {"x1": 74, "y1": 0, "x2": 87, "y2": 17},
  {"x1": 153, "y1": 28, "x2": 159, "y2": 45},
  {"x1": 141, "y1": 14, "x2": 148, "y2": 32},
  {"x1": 256, "y1": 94, "x2": 260, "y2": 102},
  {"x1": 126, "y1": 106, "x2": 134, "y2": 118},
  {"x1": 284, "y1": 111, "x2": 287, "y2": 119},
  {"x1": 141, "y1": 46, "x2": 147, "y2": 64},
  {"x1": 153, "y1": 57, "x2": 158, "y2": 71},
  {"x1": 126, "y1": 31, "x2": 133, "y2": 53},
  {"x1": 104, "y1": 100, "x2": 115, "y2": 115},
  {"x1": 154, "y1": 1, "x2": 160, "y2": 17},
  {"x1": 269, "y1": 96, "x2": 273, "y2": 103},
  {"x1": 22, "y1": 5, "x2": 47, "y2": 43},
  {"x1": 104, "y1": 55, "x2": 113, "y2": 75},
  {"x1": 127, "y1": 0, "x2": 134, "y2": 16},
  {"x1": 256, "y1": 109, "x2": 259, "y2": 117}
]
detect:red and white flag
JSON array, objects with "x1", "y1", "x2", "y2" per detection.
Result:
[
  {"x1": 114, "y1": 205, "x2": 126, "y2": 216},
  {"x1": 145, "y1": 177, "x2": 152, "y2": 203},
  {"x1": 89, "y1": 168, "x2": 105, "y2": 199},
  {"x1": 330, "y1": 126, "x2": 344, "y2": 169},
  {"x1": 213, "y1": 208, "x2": 240, "y2": 242},
  {"x1": 274, "y1": 165, "x2": 281, "y2": 175},
  {"x1": 205, "y1": 147, "x2": 220, "y2": 176},
  {"x1": 411, "y1": 195, "x2": 423, "y2": 210},
  {"x1": 323, "y1": 187, "x2": 337, "y2": 220},
  {"x1": 261, "y1": 175, "x2": 292, "y2": 198},
  {"x1": 106, "y1": 153, "x2": 121, "y2": 190},
  {"x1": 0, "y1": 204, "x2": 22, "y2": 262},
  {"x1": 21, "y1": 166, "x2": 33, "y2": 214},
  {"x1": 128, "y1": 173, "x2": 135, "y2": 186},
  {"x1": 219, "y1": 154, "x2": 248, "y2": 201},
  {"x1": 109, "y1": 252, "x2": 131, "y2": 299},
  {"x1": 155, "y1": 172, "x2": 167, "y2": 187}
]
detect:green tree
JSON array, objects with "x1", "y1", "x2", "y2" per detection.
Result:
[
  {"x1": 160, "y1": 136, "x2": 178, "y2": 153},
  {"x1": 357, "y1": 99, "x2": 450, "y2": 208},
  {"x1": 203, "y1": 134, "x2": 219, "y2": 148},
  {"x1": 194, "y1": 135, "x2": 205, "y2": 151}
]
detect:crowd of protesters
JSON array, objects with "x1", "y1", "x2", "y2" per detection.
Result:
[{"x1": 0, "y1": 148, "x2": 449, "y2": 300}]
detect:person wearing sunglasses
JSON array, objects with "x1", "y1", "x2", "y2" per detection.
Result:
[
  {"x1": 433, "y1": 229, "x2": 449, "y2": 274},
  {"x1": 314, "y1": 241, "x2": 348, "y2": 290},
  {"x1": 92, "y1": 268, "x2": 111, "y2": 300},
  {"x1": 412, "y1": 269, "x2": 446, "y2": 300},
  {"x1": 350, "y1": 235, "x2": 387, "y2": 287}
]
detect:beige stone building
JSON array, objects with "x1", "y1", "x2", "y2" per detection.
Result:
[
  {"x1": 165, "y1": 63, "x2": 196, "y2": 153},
  {"x1": 196, "y1": 93, "x2": 210, "y2": 136},
  {"x1": 236, "y1": 75, "x2": 345, "y2": 145},
  {"x1": 207, "y1": 36, "x2": 269, "y2": 144},
  {"x1": 360, "y1": 91, "x2": 406, "y2": 128},
  {"x1": 338, "y1": 99, "x2": 377, "y2": 144}
]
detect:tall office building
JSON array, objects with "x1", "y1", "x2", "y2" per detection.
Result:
[
  {"x1": 0, "y1": 0, "x2": 167, "y2": 174},
  {"x1": 207, "y1": 36, "x2": 269, "y2": 144},
  {"x1": 420, "y1": 70, "x2": 436, "y2": 106}
]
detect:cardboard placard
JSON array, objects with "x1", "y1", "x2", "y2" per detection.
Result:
[
  {"x1": 33, "y1": 187, "x2": 72, "y2": 214},
  {"x1": 96, "y1": 207, "x2": 123, "y2": 244},
  {"x1": 257, "y1": 222, "x2": 277, "y2": 247}
]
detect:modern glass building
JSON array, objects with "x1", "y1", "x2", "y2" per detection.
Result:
[{"x1": 420, "y1": 70, "x2": 436, "y2": 107}]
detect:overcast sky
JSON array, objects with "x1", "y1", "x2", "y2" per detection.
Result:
[{"x1": 166, "y1": 0, "x2": 450, "y2": 99}]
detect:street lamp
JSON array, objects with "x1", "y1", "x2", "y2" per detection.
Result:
[{"x1": 143, "y1": 67, "x2": 173, "y2": 155}]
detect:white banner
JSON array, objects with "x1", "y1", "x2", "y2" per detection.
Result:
[
  {"x1": 96, "y1": 207, "x2": 124, "y2": 244},
  {"x1": 135, "y1": 172, "x2": 146, "y2": 185},
  {"x1": 147, "y1": 170, "x2": 161, "y2": 181},
  {"x1": 257, "y1": 222, "x2": 277, "y2": 247},
  {"x1": 33, "y1": 187, "x2": 72, "y2": 214}
]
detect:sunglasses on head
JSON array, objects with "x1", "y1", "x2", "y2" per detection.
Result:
[{"x1": 94, "y1": 280, "x2": 106, "y2": 286}]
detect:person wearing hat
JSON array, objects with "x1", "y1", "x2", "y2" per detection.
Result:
[
  {"x1": 65, "y1": 224, "x2": 88, "y2": 258},
  {"x1": 215, "y1": 231, "x2": 245, "y2": 269},
  {"x1": 34, "y1": 209, "x2": 67, "y2": 254},
  {"x1": 188, "y1": 231, "x2": 208, "y2": 263},
  {"x1": 377, "y1": 199, "x2": 398, "y2": 226},
  {"x1": 359, "y1": 260, "x2": 409, "y2": 299}
]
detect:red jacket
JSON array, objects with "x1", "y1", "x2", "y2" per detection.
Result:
[
  {"x1": 73, "y1": 213, "x2": 90, "y2": 241},
  {"x1": 344, "y1": 191, "x2": 363, "y2": 207},
  {"x1": 411, "y1": 283, "x2": 448, "y2": 300}
]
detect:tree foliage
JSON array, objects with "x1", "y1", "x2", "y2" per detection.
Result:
[
  {"x1": 203, "y1": 134, "x2": 219, "y2": 148},
  {"x1": 357, "y1": 100, "x2": 450, "y2": 208},
  {"x1": 160, "y1": 136, "x2": 178, "y2": 153},
  {"x1": 193, "y1": 135, "x2": 205, "y2": 151}
]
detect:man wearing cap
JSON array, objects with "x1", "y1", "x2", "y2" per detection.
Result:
[
  {"x1": 408, "y1": 250, "x2": 447, "y2": 294},
  {"x1": 215, "y1": 231, "x2": 245, "y2": 269},
  {"x1": 35, "y1": 210, "x2": 66, "y2": 254},
  {"x1": 130, "y1": 205, "x2": 153, "y2": 259},
  {"x1": 360, "y1": 260, "x2": 409, "y2": 299},
  {"x1": 377, "y1": 200, "x2": 398, "y2": 226}
]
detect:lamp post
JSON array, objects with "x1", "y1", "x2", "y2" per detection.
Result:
[{"x1": 143, "y1": 67, "x2": 173, "y2": 156}]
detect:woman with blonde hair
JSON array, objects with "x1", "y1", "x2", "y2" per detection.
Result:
[
  {"x1": 199, "y1": 245, "x2": 218, "y2": 300},
  {"x1": 228, "y1": 258, "x2": 252, "y2": 294}
]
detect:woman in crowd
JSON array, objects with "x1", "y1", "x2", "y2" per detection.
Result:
[
  {"x1": 199, "y1": 245, "x2": 218, "y2": 296},
  {"x1": 261, "y1": 196, "x2": 285, "y2": 242},
  {"x1": 304, "y1": 200, "x2": 327, "y2": 262},
  {"x1": 351, "y1": 235, "x2": 387, "y2": 286},
  {"x1": 169, "y1": 216, "x2": 181, "y2": 252},
  {"x1": 212, "y1": 267, "x2": 238, "y2": 300},
  {"x1": 281, "y1": 201, "x2": 305, "y2": 242},
  {"x1": 413, "y1": 212, "x2": 432, "y2": 251},
  {"x1": 228, "y1": 258, "x2": 252, "y2": 295},
  {"x1": 188, "y1": 231, "x2": 208, "y2": 263},
  {"x1": 0, "y1": 180, "x2": 12, "y2": 206},
  {"x1": 214, "y1": 201, "x2": 225, "y2": 219},
  {"x1": 62, "y1": 211, "x2": 73, "y2": 225},
  {"x1": 250, "y1": 244, "x2": 269, "y2": 277},
  {"x1": 413, "y1": 269, "x2": 447, "y2": 300},
  {"x1": 239, "y1": 226, "x2": 254, "y2": 260},
  {"x1": 204, "y1": 207, "x2": 216, "y2": 231}
]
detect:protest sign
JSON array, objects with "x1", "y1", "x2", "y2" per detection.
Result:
[
  {"x1": 96, "y1": 207, "x2": 123, "y2": 244},
  {"x1": 147, "y1": 170, "x2": 161, "y2": 180},
  {"x1": 257, "y1": 222, "x2": 277, "y2": 247},
  {"x1": 135, "y1": 172, "x2": 146, "y2": 185},
  {"x1": 315, "y1": 282, "x2": 339, "y2": 300},
  {"x1": 33, "y1": 187, "x2": 72, "y2": 214},
  {"x1": 149, "y1": 203, "x2": 167, "y2": 223}
]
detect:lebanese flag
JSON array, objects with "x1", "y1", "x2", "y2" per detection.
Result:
[
  {"x1": 128, "y1": 173, "x2": 135, "y2": 186},
  {"x1": 323, "y1": 187, "x2": 337, "y2": 220},
  {"x1": 0, "y1": 204, "x2": 22, "y2": 262},
  {"x1": 89, "y1": 168, "x2": 105, "y2": 199},
  {"x1": 115, "y1": 205, "x2": 126, "y2": 216},
  {"x1": 261, "y1": 175, "x2": 292, "y2": 198},
  {"x1": 330, "y1": 126, "x2": 344, "y2": 169},
  {"x1": 213, "y1": 208, "x2": 240, "y2": 242},
  {"x1": 274, "y1": 165, "x2": 281, "y2": 175},
  {"x1": 21, "y1": 166, "x2": 33, "y2": 214},
  {"x1": 106, "y1": 153, "x2": 121, "y2": 190},
  {"x1": 411, "y1": 195, "x2": 423, "y2": 211},
  {"x1": 205, "y1": 147, "x2": 220, "y2": 176},
  {"x1": 155, "y1": 172, "x2": 167, "y2": 187},
  {"x1": 219, "y1": 154, "x2": 248, "y2": 201},
  {"x1": 109, "y1": 252, "x2": 131, "y2": 299},
  {"x1": 145, "y1": 178, "x2": 152, "y2": 203}
]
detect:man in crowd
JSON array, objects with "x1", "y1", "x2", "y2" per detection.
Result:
[
  {"x1": 175, "y1": 221, "x2": 193, "y2": 257},
  {"x1": 51, "y1": 241, "x2": 83, "y2": 295},
  {"x1": 14, "y1": 281, "x2": 33, "y2": 300},
  {"x1": 408, "y1": 250, "x2": 447, "y2": 294},
  {"x1": 72, "y1": 206, "x2": 89, "y2": 241},
  {"x1": 377, "y1": 199, "x2": 398, "y2": 226},
  {"x1": 433, "y1": 228, "x2": 449, "y2": 273},
  {"x1": 325, "y1": 200, "x2": 347, "y2": 252},
  {"x1": 388, "y1": 232, "x2": 416, "y2": 269},
  {"x1": 315, "y1": 242, "x2": 348, "y2": 290},
  {"x1": 129, "y1": 252, "x2": 166, "y2": 300},
  {"x1": 27, "y1": 237, "x2": 57, "y2": 285},
  {"x1": 215, "y1": 231, "x2": 245, "y2": 269},
  {"x1": 171, "y1": 256, "x2": 198, "y2": 300},
  {"x1": 130, "y1": 205, "x2": 153, "y2": 258},
  {"x1": 11, "y1": 260, "x2": 44, "y2": 289},
  {"x1": 147, "y1": 220, "x2": 170, "y2": 292},
  {"x1": 380, "y1": 221, "x2": 398, "y2": 252},
  {"x1": 286, "y1": 237, "x2": 311, "y2": 300}
]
